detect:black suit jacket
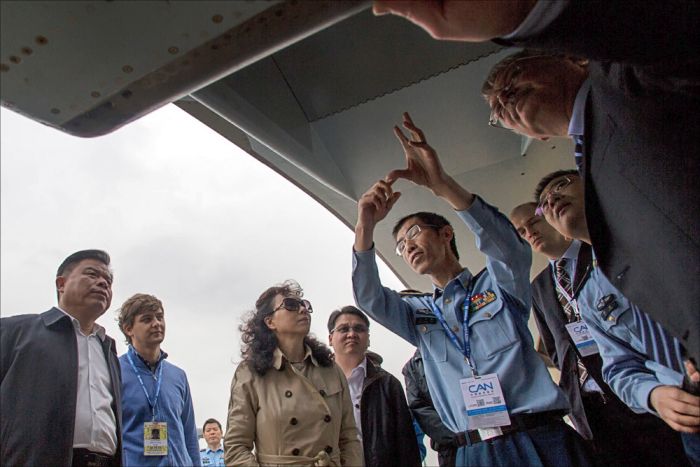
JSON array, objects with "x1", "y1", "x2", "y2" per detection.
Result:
[
  {"x1": 0, "y1": 308, "x2": 123, "y2": 466},
  {"x1": 530, "y1": 243, "x2": 612, "y2": 440},
  {"x1": 506, "y1": 1, "x2": 700, "y2": 365}
]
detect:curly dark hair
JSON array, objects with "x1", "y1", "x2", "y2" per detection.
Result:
[{"x1": 240, "y1": 280, "x2": 333, "y2": 376}]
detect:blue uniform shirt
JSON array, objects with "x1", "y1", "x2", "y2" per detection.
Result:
[
  {"x1": 352, "y1": 196, "x2": 570, "y2": 433},
  {"x1": 577, "y1": 266, "x2": 684, "y2": 414},
  {"x1": 200, "y1": 447, "x2": 225, "y2": 466}
]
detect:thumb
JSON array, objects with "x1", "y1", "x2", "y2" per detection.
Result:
[
  {"x1": 386, "y1": 169, "x2": 411, "y2": 185},
  {"x1": 387, "y1": 192, "x2": 402, "y2": 210}
]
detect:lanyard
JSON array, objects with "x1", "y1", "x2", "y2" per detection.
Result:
[
  {"x1": 427, "y1": 285, "x2": 477, "y2": 376},
  {"x1": 127, "y1": 346, "x2": 163, "y2": 420},
  {"x1": 554, "y1": 277, "x2": 581, "y2": 321}
]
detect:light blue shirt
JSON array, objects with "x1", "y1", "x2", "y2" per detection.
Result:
[
  {"x1": 200, "y1": 447, "x2": 225, "y2": 467},
  {"x1": 577, "y1": 266, "x2": 684, "y2": 414},
  {"x1": 352, "y1": 196, "x2": 570, "y2": 433},
  {"x1": 548, "y1": 239, "x2": 581, "y2": 280}
]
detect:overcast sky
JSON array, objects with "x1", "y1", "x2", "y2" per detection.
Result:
[{"x1": 1, "y1": 105, "x2": 434, "y2": 457}]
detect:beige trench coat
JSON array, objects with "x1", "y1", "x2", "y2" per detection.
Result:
[{"x1": 224, "y1": 347, "x2": 363, "y2": 467}]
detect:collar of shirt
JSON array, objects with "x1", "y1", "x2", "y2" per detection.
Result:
[
  {"x1": 205, "y1": 447, "x2": 223, "y2": 454},
  {"x1": 568, "y1": 79, "x2": 591, "y2": 137},
  {"x1": 273, "y1": 345, "x2": 318, "y2": 370},
  {"x1": 432, "y1": 268, "x2": 472, "y2": 301},
  {"x1": 350, "y1": 356, "x2": 368, "y2": 379},
  {"x1": 131, "y1": 346, "x2": 168, "y2": 371},
  {"x1": 57, "y1": 306, "x2": 106, "y2": 340},
  {"x1": 549, "y1": 239, "x2": 582, "y2": 279}
]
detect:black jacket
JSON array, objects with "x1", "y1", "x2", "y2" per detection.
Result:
[
  {"x1": 0, "y1": 308, "x2": 123, "y2": 467},
  {"x1": 360, "y1": 354, "x2": 421, "y2": 467},
  {"x1": 401, "y1": 349, "x2": 457, "y2": 467},
  {"x1": 504, "y1": 0, "x2": 700, "y2": 366}
]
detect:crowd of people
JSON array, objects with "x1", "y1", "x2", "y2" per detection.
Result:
[{"x1": 1, "y1": 1, "x2": 699, "y2": 466}]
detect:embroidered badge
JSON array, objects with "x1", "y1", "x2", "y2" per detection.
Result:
[{"x1": 470, "y1": 290, "x2": 497, "y2": 312}]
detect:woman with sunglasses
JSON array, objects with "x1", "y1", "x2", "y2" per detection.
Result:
[{"x1": 224, "y1": 280, "x2": 363, "y2": 467}]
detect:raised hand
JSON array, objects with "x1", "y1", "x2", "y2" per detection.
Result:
[
  {"x1": 354, "y1": 179, "x2": 401, "y2": 251},
  {"x1": 372, "y1": 1, "x2": 535, "y2": 42}
]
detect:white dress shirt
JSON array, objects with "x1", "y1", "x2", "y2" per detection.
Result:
[
  {"x1": 58, "y1": 308, "x2": 118, "y2": 455},
  {"x1": 346, "y1": 357, "x2": 367, "y2": 442}
]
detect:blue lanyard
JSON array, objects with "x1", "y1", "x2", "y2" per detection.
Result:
[
  {"x1": 427, "y1": 286, "x2": 477, "y2": 376},
  {"x1": 127, "y1": 346, "x2": 163, "y2": 420}
]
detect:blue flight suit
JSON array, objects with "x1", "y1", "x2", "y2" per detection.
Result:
[
  {"x1": 200, "y1": 447, "x2": 225, "y2": 467},
  {"x1": 353, "y1": 196, "x2": 589, "y2": 466}
]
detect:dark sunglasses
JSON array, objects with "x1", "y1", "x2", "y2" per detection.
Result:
[{"x1": 273, "y1": 297, "x2": 313, "y2": 313}]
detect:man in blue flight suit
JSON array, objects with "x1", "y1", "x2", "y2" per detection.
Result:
[
  {"x1": 534, "y1": 170, "x2": 700, "y2": 465},
  {"x1": 200, "y1": 419, "x2": 225, "y2": 467},
  {"x1": 352, "y1": 112, "x2": 592, "y2": 466}
]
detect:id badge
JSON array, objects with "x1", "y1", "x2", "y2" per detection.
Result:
[
  {"x1": 460, "y1": 373, "x2": 511, "y2": 430},
  {"x1": 144, "y1": 421, "x2": 168, "y2": 456},
  {"x1": 565, "y1": 321, "x2": 599, "y2": 357}
]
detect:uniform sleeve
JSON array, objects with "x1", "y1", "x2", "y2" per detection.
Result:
[
  {"x1": 181, "y1": 373, "x2": 202, "y2": 466},
  {"x1": 455, "y1": 196, "x2": 532, "y2": 312},
  {"x1": 224, "y1": 365, "x2": 260, "y2": 467},
  {"x1": 352, "y1": 247, "x2": 419, "y2": 345},
  {"x1": 336, "y1": 367, "x2": 363, "y2": 467}
]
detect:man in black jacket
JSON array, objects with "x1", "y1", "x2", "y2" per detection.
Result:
[
  {"x1": 402, "y1": 348, "x2": 457, "y2": 467},
  {"x1": 510, "y1": 201, "x2": 688, "y2": 466},
  {"x1": 372, "y1": 0, "x2": 700, "y2": 367},
  {"x1": 328, "y1": 306, "x2": 420, "y2": 467},
  {"x1": 0, "y1": 249, "x2": 123, "y2": 467}
]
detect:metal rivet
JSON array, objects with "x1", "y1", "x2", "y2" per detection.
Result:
[
  {"x1": 9, "y1": 56, "x2": 21, "y2": 64},
  {"x1": 35, "y1": 36, "x2": 48, "y2": 45},
  {"x1": 168, "y1": 46, "x2": 179, "y2": 55},
  {"x1": 21, "y1": 47, "x2": 33, "y2": 56},
  {"x1": 50, "y1": 108, "x2": 60, "y2": 114},
  {"x1": 122, "y1": 65, "x2": 133, "y2": 73},
  {"x1": 212, "y1": 14, "x2": 223, "y2": 23}
]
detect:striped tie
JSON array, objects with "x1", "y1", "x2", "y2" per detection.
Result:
[
  {"x1": 555, "y1": 259, "x2": 590, "y2": 386},
  {"x1": 573, "y1": 135, "x2": 584, "y2": 174}
]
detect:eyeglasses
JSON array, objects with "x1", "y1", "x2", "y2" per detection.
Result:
[
  {"x1": 273, "y1": 297, "x2": 313, "y2": 313},
  {"x1": 331, "y1": 324, "x2": 369, "y2": 334},
  {"x1": 395, "y1": 224, "x2": 438, "y2": 256},
  {"x1": 487, "y1": 54, "x2": 550, "y2": 129},
  {"x1": 536, "y1": 176, "x2": 573, "y2": 216}
]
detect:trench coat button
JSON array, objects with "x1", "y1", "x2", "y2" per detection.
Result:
[
  {"x1": 292, "y1": 448, "x2": 300, "y2": 456},
  {"x1": 290, "y1": 417, "x2": 298, "y2": 425},
  {"x1": 319, "y1": 389, "x2": 326, "y2": 397},
  {"x1": 285, "y1": 390, "x2": 293, "y2": 398},
  {"x1": 324, "y1": 446, "x2": 333, "y2": 454},
  {"x1": 324, "y1": 415, "x2": 332, "y2": 423}
]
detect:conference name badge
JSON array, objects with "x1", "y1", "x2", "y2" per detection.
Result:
[
  {"x1": 565, "y1": 321, "x2": 599, "y2": 357},
  {"x1": 460, "y1": 373, "x2": 510, "y2": 433},
  {"x1": 144, "y1": 421, "x2": 168, "y2": 456}
]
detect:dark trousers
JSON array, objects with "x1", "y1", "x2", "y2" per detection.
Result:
[{"x1": 583, "y1": 391, "x2": 689, "y2": 467}]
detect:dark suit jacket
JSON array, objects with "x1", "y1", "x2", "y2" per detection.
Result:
[
  {"x1": 530, "y1": 243, "x2": 612, "y2": 440},
  {"x1": 0, "y1": 308, "x2": 123, "y2": 466},
  {"x1": 505, "y1": 1, "x2": 700, "y2": 365}
]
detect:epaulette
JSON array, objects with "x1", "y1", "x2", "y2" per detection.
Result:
[{"x1": 399, "y1": 288, "x2": 431, "y2": 297}]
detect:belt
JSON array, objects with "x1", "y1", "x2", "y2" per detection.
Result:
[
  {"x1": 455, "y1": 410, "x2": 566, "y2": 447},
  {"x1": 72, "y1": 448, "x2": 115, "y2": 467}
]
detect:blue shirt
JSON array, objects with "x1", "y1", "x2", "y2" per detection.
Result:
[
  {"x1": 200, "y1": 447, "x2": 225, "y2": 466},
  {"x1": 120, "y1": 347, "x2": 201, "y2": 467},
  {"x1": 577, "y1": 267, "x2": 684, "y2": 414},
  {"x1": 352, "y1": 196, "x2": 570, "y2": 433}
]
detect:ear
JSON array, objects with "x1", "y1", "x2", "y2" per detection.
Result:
[
  {"x1": 55, "y1": 276, "x2": 66, "y2": 296},
  {"x1": 440, "y1": 225, "x2": 454, "y2": 243},
  {"x1": 264, "y1": 315, "x2": 276, "y2": 331},
  {"x1": 328, "y1": 334, "x2": 333, "y2": 346}
]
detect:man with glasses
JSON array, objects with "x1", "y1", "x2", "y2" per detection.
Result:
[
  {"x1": 327, "y1": 306, "x2": 420, "y2": 467},
  {"x1": 510, "y1": 199, "x2": 689, "y2": 466},
  {"x1": 352, "y1": 113, "x2": 592, "y2": 466},
  {"x1": 372, "y1": 0, "x2": 700, "y2": 372},
  {"x1": 534, "y1": 169, "x2": 700, "y2": 464}
]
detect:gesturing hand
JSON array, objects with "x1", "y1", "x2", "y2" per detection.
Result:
[
  {"x1": 649, "y1": 385, "x2": 700, "y2": 433},
  {"x1": 354, "y1": 179, "x2": 401, "y2": 252}
]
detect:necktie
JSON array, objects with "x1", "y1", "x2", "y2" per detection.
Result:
[
  {"x1": 555, "y1": 258, "x2": 589, "y2": 386},
  {"x1": 573, "y1": 135, "x2": 584, "y2": 174}
]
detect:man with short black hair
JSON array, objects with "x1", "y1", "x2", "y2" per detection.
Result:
[
  {"x1": 118, "y1": 293, "x2": 201, "y2": 467},
  {"x1": 1, "y1": 249, "x2": 122, "y2": 467},
  {"x1": 327, "y1": 306, "x2": 420, "y2": 467},
  {"x1": 200, "y1": 418, "x2": 224, "y2": 467},
  {"x1": 352, "y1": 113, "x2": 591, "y2": 465}
]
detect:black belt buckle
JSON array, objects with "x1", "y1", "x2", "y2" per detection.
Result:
[{"x1": 73, "y1": 449, "x2": 113, "y2": 467}]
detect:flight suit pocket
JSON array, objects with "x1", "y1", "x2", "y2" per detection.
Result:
[
  {"x1": 418, "y1": 324, "x2": 447, "y2": 363},
  {"x1": 468, "y1": 297, "x2": 518, "y2": 359}
]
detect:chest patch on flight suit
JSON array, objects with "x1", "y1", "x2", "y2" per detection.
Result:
[{"x1": 470, "y1": 290, "x2": 496, "y2": 313}]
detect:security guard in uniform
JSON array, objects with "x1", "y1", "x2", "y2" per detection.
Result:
[
  {"x1": 200, "y1": 419, "x2": 225, "y2": 467},
  {"x1": 352, "y1": 113, "x2": 592, "y2": 466}
]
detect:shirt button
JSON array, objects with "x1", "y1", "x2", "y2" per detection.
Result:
[
  {"x1": 290, "y1": 417, "x2": 298, "y2": 425},
  {"x1": 285, "y1": 390, "x2": 293, "y2": 398},
  {"x1": 324, "y1": 415, "x2": 332, "y2": 423},
  {"x1": 445, "y1": 298, "x2": 452, "y2": 304},
  {"x1": 292, "y1": 448, "x2": 300, "y2": 456},
  {"x1": 483, "y1": 312, "x2": 491, "y2": 318},
  {"x1": 420, "y1": 325, "x2": 428, "y2": 333},
  {"x1": 354, "y1": 404, "x2": 360, "y2": 409},
  {"x1": 324, "y1": 446, "x2": 333, "y2": 454}
]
